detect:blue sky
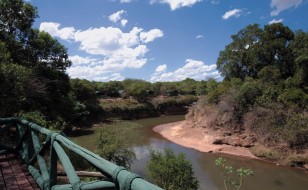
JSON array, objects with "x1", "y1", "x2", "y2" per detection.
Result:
[{"x1": 30, "y1": 0, "x2": 308, "y2": 82}]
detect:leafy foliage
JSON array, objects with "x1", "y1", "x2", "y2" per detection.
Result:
[
  {"x1": 0, "y1": 0, "x2": 73, "y2": 128},
  {"x1": 0, "y1": 63, "x2": 31, "y2": 116},
  {"x1": 217, "y1": 23, "x2": 296, "y2": 80},
  {"x1": 215, "y1": 157, "x2": 253, "y2": 190},
  {"x1": 235, "y1": 80, "x2": 261, "y2": 114},
  {"x1": 20, "y1": 111, "x2": 67, "y2": 130},
  {"x1": 183, "y1": 23, "x2": 308, "y2": 165},
  {"x1": 96, "y1": 121, "x2": 142, "y2": 168},
  {"x1": 146, "y1": 148, "x2": 199, "y2": 190}
]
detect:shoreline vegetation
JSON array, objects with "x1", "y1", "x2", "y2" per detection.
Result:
[{"x1": 153, "y1": 120, "x2": 308, "y2": 170}]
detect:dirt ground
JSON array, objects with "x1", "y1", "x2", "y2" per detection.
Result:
[{"x1": 153, "y1": 121, "x2": 256, "y2": 158}]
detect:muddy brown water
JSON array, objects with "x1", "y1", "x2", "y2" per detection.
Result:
[{"x1": 73, "y1": 115, "x2": 308, "y2": 190}]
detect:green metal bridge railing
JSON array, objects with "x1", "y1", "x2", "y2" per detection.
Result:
[{"x1": 0, "y1": 117, "x2": 163, "y2": 190}]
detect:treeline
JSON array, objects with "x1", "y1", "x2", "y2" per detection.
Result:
[
  {"x1": 0, "y1": 0, "x2": 203, "y2": 130},
  {"x1": 91, "y1": 77, "x2": 212, "y2": 98},
  {"x1": 190, "y1": 23, "x2": 307, "y2": 163},
  {"x1": 69, "y1": 78, "x2": 205, "y2": 120}
]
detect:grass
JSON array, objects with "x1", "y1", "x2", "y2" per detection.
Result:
[
  {"x1": 282, "y1": 153, "x2": 308, "y2": 167},
  {"x1": 250, "y1": 145, "x2": 283, "y2": 161}
]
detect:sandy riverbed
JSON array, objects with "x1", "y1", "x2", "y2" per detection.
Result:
[{"x1": 153, "y1": 121, "x2": 256, "y2": 158}]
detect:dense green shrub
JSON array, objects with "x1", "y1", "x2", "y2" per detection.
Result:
[
  {"x1": 96, "y1": 121, "x2": 142, "y2": 168},
  {"x1": 20, "y1": 111, "x2": 67, "y2": 131},
  {"x1": 284, "y1": 113, "x2": 308, "y2": 150},
  {"x1": 278, "y1": 88, "x2": 308, "y2": 108},
  {"x1": 0, "y1": 63, "x2": 31, "y2": 116},
  {"x1": 146, "y1": 148, "x2": 199, "y2": 190},
  {"x1": 235, "y1": 80, "x2": 261, "y2": 114}
]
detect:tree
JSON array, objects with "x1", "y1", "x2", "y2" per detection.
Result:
[
  {"x1": 122, "y1": 79, "x2": 152, "y2": 102},
  {"x1": 96, "y1": 121, "x2": 140, "y2": 169},
  {"x1": 178, "y1": 78, "x2": 198, "y2": 95},
  {"x1": 27, "y1": 30, "x2": 71, "y2": 71},
  {"x1": 70, "y1": 79, "x2": 100, "y2": 123},
  {"x1": 217, "y1": 23, "x2": 295, "y2": 80},
  {"x1": 0, "y1": 41, "x2": 11, "y2": 64},
  {"x1": 260, "y1": 23, "x2": 294, "y2": 78},
  {"x1": 0, "y1": 0, "x2": 73, "y2": 126},
  {"x1": 0, "y1": 0, "x2": 38, "y2": 67},
  {"x1": 0, "y1": 63, "x2": 31, "y2": 116},
  {"x1": 290, "y1": 30, "x2": 308, "y2": 87},
  {"x1": 146, "y1": 148, "x2": 199, "y2": 190},
  {"x1": 217, "y1": 24, "x2": 263, "y2": 79},
  {"x1": 0, "y1": 0, "x2": 37, "y2": 38},
  {"x1": 235, "y1": 80, "x2": 261, "y2": 114},
  {"x1": 70, "y1": 79, "x2": 97, "y2": 103},
  {"x1": 95, "y1": 81, "x2": 124, "y2": 97},
  {"x1": 196, "y1": 80, "x2": 207, "y2": 95}
]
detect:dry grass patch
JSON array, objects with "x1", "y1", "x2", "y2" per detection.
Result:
[{"x1": 250, "y1": 145, "x2": 283, "y2": 161}]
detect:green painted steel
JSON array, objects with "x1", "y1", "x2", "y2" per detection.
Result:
[{"x1": 0, "y1": 117, "x2": 163, "y2": 190}]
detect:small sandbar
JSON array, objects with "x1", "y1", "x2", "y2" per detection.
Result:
[{"x1": 153, "y1": 121, "x2": 256, "y2": 158}]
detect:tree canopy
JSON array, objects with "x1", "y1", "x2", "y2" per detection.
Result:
[
  {"x1": 217, "y1": 23, "x2": 306, "y2": 82},
  {"x1": 146, "y1": 148, "x2": 199, "y2": 190},
  {"x1": 0, "y1": 0, "x2": 72, "y2": 126}
]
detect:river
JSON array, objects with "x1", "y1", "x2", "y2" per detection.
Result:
[{"x1": 72, "y1": 115, "x2": 308, "y2": 190}]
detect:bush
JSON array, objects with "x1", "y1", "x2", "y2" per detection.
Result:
[
  {"x1": 20, "y1": 111, "x2": 67, "y2": 131},
  {"x1": 151, "y1": 96, "x2": 198, "y2": 109},
  {"x1": 250, "y1": 145, "x2": 282, "y2": 161},
  {"x1": 96, "y1": 121, "x2": 142, "y2": 168},
  {"x1": 0, "y1": 63, "x2": 32, "y2": 116},
  {"x1": 256, "y1": 85, "x2": 283, "y2": 105},
  {"x1": 284, "y1": 113, "x2": 308, "y2": 150},
  {"x1": 284, "y1": 154, "x2": 308, "y2": 167},
  {"x1": 243, "y1": 104, "x2": 287, "y2": 145},
  {"x1": 146, "y1": 148, "x2": 199, "y2": 190},
  {"x1": 235, "y1": 80, "x2": 261, "y2": 114},
  {"x1": 278, "y1": 88, "x2": 308, "y2": 108},
  {"x1": 72, "y1": 101, "x2": 90, "y2": 122}
]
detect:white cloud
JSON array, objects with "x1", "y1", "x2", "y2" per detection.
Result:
[
  {"x1": 67, "y1": 65, "x2": 125, "y2": 81},
  {"x1": 69, "y1": 27, "x2": 150, "y2": 78},
  {"x1": 109, "y1": 10, "x2": 128, "y2": 27},
  {"x1": 140, "y1": 29, "x2": 164, "y2": 43},
  {"x1": 109, "y1": 10, "x2": 126, "y2": 23},
  {"x1": 69, "y1": 55, "x2": 98, "y2": 66},
  {"x1": 270, "y1": 0, "x2": 303, "y2": 16},
  {"x1": 155, "y1": 64, "x2": 167, "y2": 72},
  {"x1": 211, "y1": 0, "x2": 219, "y2": 4},
  {"x1": 120, "y1": 0, "x2": 134, "y2": 3},
  {"x1": 74, "y1": 27, "x2": 123, "y2": 55},
  {"x1": 121, "y1": 19, "x2": 128, "y2": 27},
  {"x1": 151, "y1": 59, "x2": 221, "y2": 82},
  {"x1": 196, "y1": 35, "x2": 204, "y2": 39},
  {"x1": 39, "y1": 22, "x2": 75, "y2": 40},
  {"x1": 268, "y1": 18, "x2": 283, "y2": 24},
  {"x1": 150, "y1": 0, "x2": 202, "y2": 10},
  {"x1": 222, "y1": 9, "x2": 244, "y2": 20},
  {"x1": 40, "y1": 22, "x2": 163, "y2": 81}
]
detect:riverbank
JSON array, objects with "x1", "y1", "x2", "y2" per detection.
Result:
[{"x1": 153, "y1": 121, "x2": 257, "y2": 158}]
